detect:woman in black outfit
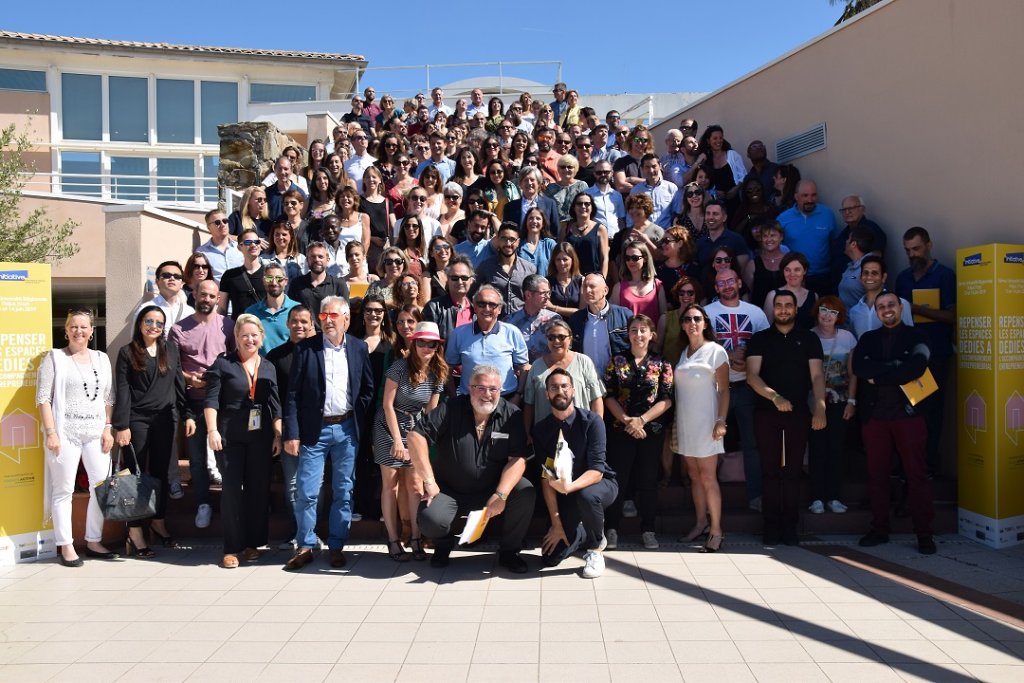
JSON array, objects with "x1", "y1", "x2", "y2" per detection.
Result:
[
  {"x1": 114, "y1": 306, "x2": 195, "y2": 557},
  {"x1": 204, "y1": 314, "x2": 282, "y2": 569}
]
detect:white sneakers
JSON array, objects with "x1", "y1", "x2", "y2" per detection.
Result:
[
  {"x1": 641, "y1": 532, "x2": 659, "y2": 550},
  {"x1": 605, "y1": 529, "x2": 618, "y2": 550},
  {"x1": 622, "y1": 500, "x2": 638, "y2": 518},
  {"x1": 195, "y1": 504, "x2": 212, "y2": 529},
  {"x1": 809, "y1": 499, "x2": 848, "y2": 514},
  {"x1": 582, "y1": 550, "x2": 605, "y2": 579}
]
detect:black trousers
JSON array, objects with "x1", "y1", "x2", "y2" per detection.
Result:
[
  {"x1": 606, "y1": 426, "x2": 663, "y2": 532},
  {"x1": 417, "y1": 478, "x2": 535, "y2": 552},
  {"x1": 220, "y1": 437, "x2": 273, "y2": 554},
  {"x1": 123, "y1": 407, "x2": 176, "y2": 528},
  {"x1": 807, "y1": 402, "x2": 848, "y2": 502},
  {"x1": 754, "y1": 409, "x2": 809, "y2": 537},
  {"x1": 543, "y1": 478, "x2": 618, "y2": 566},
  {"x1": 922, "y1": 354, "x2": 951, "y2": 474}
]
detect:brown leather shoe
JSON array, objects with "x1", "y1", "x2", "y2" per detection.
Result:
[
  {"x1": 284, "y1": 548, "x2": 314, "y2": 572},
  {"x1": 329, "y1": 549, "x2": 347, "y2": 568}
]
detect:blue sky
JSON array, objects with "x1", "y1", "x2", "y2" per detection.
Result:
[{"x1": 3, "y1": 1, "x2": 843, "y2": 95}]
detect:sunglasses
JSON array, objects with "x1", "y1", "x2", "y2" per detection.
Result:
[
  {"x1": 685, "y1": 189, "x2": 705, "y2": 198},
  {"x1": 408, "y1": 196, "x2": 428, "y2": 202},
  {"x1": 158, "y1": 272, "x2": 183, "y2": 281},
  {"x1": 318, "y1": 312, "x2": 343, "y2": 321},
  {"x1": 433, "y1": 243, "x2": 452, "y2": 252},
  {"x1": 714, "y1": 256, "x2": 733, "y2": 264},
  {"x1": 475, "y1": 300, "x2": 502, "y2": 310},
  {"x1": 681, "y1": 315, "x2": 703, "y2": 324},
  {"x1": 679, "y1": 289, "x2": 696, "y2": 297},
  {"x1": 715, "y1": 278, "x2": 738, "y2": 288},
  {"x1": 207, "y1": 218, "x2": 229, "y2": 226},
  {"x1": 574, "y1": 202, "x2": 593, "y2": 209},
  {"x1": 193, "y1": 264, "x2": 209, "y2": 270},
  {"x1": 398, "y1": 160, "x2": 411, "y2": 166},
  {"x1": 624, "y1": 254, "x2": 644, "y2": 262},
  {"x1": 415, "y1": 340, "x2": 439, "y2": 349},
  {"x1": 241, "y1": 239, "x2": 261, "y2": 246},
  {"x1": 450, "y1": 274, "x2": 472, "y2": 282},
  {"x1": 263, "y1": 276, "x2": 286, "y2": 283},
  {"x1": 284, "y1": 201, "x2": 300, "y2": 207},
  {"x1": 364, "y1": 307, "x2": 385, "y2": 316},
  {"x1": 546, "y1": 334, "x2": 570, "y2": 342},
  {"x1": 142, "y1": 318, "x2": 166, "y2": 329},
  {"x1": 382, "y1": 258, "x2": 404, "y2": 266},
  {"x1": 444, "y1": 195, "x2": 461, "y2": 201}
]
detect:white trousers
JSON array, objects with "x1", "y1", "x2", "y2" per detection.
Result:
[{"x1": 47, "y1": 439, "x2": 109, "y2": 546}]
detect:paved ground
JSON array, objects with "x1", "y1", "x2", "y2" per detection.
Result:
[{"x1": 1, "y1": 534, "x2": 1023, "y2": 682}]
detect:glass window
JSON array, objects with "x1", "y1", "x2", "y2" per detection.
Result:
[
  {"x1": 156, "y1": 79, "x2": 194, "y2": 143},
  {"x1": 109, "y1": 76, "x2": 149, "y2": 142},
  {"x1": 60, "y1": 152, "x2": 102, "y2": 196},
  {"x1": 203, "y1": 155, "x2": 220, "y2": 203},
  {"x1": 156, "y1": 158, "x2": 195, "y2": 202},
  {"x1": 250, "y1": 83, "x2": 316, "y2": 104},
  {"x1": 61, "y1": 74, "x2": 101, "y2": 140},
  {"x1": 201, "y1": 81, "x2": 237, "y2": 144},
  {"x1": 110, "y1": 157, "x2": 150, "y2": 201},
  {"x1": 0, "y1": 68, "x2": 46, "y2": 92}
]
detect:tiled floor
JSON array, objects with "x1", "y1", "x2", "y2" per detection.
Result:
[{"x1": 1, "y1": 535, "x2": 1023, "y2": 682}]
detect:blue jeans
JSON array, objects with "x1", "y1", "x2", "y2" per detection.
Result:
[
  {"x1": 185, "y1": 399, "x2": 215, "y2": 508},
  {"x1": 294, "y1": 421, "x2": 358, "y2": 550},
  {"x1": 280, "y1": 451, "x2": 299, "y2": 540},
  {"x1": 729, "y1": 383, "x2": 761, "y2": 502}
]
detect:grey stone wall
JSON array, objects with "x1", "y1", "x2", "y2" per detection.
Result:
[{"x1": 217, "y1": 122, "x2": 304, "y2": 194}]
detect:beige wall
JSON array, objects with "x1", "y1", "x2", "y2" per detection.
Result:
[
  {"x1": 651, "y1": 0, "x2": 1024, "y2": 268},
  {"x1": 104, "y1": 207, "x2": 206, "y2": 350},
  {"x1": 18, "y1": 195, "x2": 105, "y2": 279},
  {"x1": 1, "y1": 91, "x2": 52, "y2": 181}
]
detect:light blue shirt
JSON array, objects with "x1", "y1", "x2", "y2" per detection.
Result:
[
  {"x1": 586, "y1": 186, "x2": 625, "y2": 239},
  {"x1": 196, "y1": 239, "x2": 244, "y2": 283},
  {"x1": 660, "y1": 153, "x2": 691, "y2": 187},
  {"x1": 504, "y1": 308, "x2": 560, "y2": 361},
  {"x1": 445, "y1": 321, "x2": 528, "y2": 395},
  {"x1": 778, "y1": 204, "x2": 840, "y2": 275},
  {"x1": 629, "y1": 179, "x2": 678, "y2": 229},
  {"x1": 414, "y1": 157, "x2": 457, "y2": 184},
  {"x1": 849, "y1": 295, "x2": 914, "y2": 339},
  {"x1": 455, "y1": 239, "x2": 495, "y2": 268},
  {"x1": 245, "y1": 295, "x2": 299, "y2": 354},
  {"x1": 837, "y1": 254, "x2": 867, "y2": 312}
]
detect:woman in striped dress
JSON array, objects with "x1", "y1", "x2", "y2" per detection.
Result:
[{"x1": 372, "y1": 322, "x2": 449, "y2": 561}]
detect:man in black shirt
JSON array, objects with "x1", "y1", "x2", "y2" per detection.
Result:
[
  {"x1": 218, "y1": 228, "x2": 265, "y2": 317},
  {"x1": 746, "y1": 289, "x2": 826, "y2": 546},
  {"x1": 409, "y1": 364, "x2": 535, "y2": 573},
  {"x1": 852, "y1": 291, "x2": 936, "y2": 554},
  {"x1": 532, "y1": 369, "x2": 616, "y2": 579},
  {"x1": 287, "y1": 241, "x2": 350, "y2": 322}
]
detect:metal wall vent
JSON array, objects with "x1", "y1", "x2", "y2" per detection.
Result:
[{"x1": 775, "y1": 123, "x2": 827, "y2": 164}]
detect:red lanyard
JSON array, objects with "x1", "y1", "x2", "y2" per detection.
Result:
[{"x1": 244, "y1": 358, "x2": 260, "y2": 401}]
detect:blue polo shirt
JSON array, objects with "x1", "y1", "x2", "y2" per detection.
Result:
[
  {"x1": 455, "y1": 239, "x2": 496, "y2": 268},
  {"x1": 245, "y1": 295, "x2": 299, "y2": 354},
  {"x1": 445, "y1": 321, "x2": 529, "y2": 395},
  {"x1": 895, "y1": 259, "x2": 956, "y2": 358},
  {"x1": 778, "y1": 204, "x2": 840, "y2": 275}
]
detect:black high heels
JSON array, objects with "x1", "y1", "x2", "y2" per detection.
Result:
[
  {"x1": 150, "y1": 527, "x2": 178, "y2": 548},
  {"x1": 678, "y1": 524, "x2": 710, "y2": 543},
  {"x1": 125, "y1": 536, "x2": 155, "y2": 559}
]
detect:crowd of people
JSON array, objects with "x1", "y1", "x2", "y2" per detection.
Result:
[{"x1": 38, "y1": 83, "x2": 956, "y2": 575}]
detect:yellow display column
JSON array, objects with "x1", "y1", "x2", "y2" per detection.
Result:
[
  {"x1": 0, "y1": 263, "x2": 55, "y2": 565},
  {"x1": 957, "y1": 244, "x2": 1024, "y2": 548}
]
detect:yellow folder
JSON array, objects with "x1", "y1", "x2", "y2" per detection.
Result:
[
  {"x1": 901, "y1": 367, "x2": 938, "y2": 406},
  {"x1": 911, "y1": 288, "x2": 940, "y2": 323},
  {"x1": 459, "y1": 509, "x2": 489, "y2": 545}
]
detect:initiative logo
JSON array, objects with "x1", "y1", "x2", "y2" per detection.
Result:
[
  {"x1": 1005, "y1": 252, "x2": 1024, "y2": 264},
  {"x1": 0, "y1": 270, "x2": 29, "y2": 281},
  {"x1": 962, "y1": 253, "x2": 984, "y2": 267}
]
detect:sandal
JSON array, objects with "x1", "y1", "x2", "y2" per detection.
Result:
[
  {"x1": 408, "y1": 537, "x2": 427, "y2": 562},
  {"x1": 387, "y1": 540, "x2": 410, "y2": 562},
  {"x1": 700, "y1": 534, "x2": 724, "y2": 553},
  {"x1": 222, "y1": 554, "x2": 239, "y2": 569},
  {"x1": 678, "y1": 524, "x2": 710, "y2": 543},
  {"x1": 150, "y1": 527, "x2": 179, "y2": 549}
]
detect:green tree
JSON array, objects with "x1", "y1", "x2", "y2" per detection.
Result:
[
  {"x1": 0, "y1": 123, "x2": 79, "y2": 264},
  {"x1": 831, "y1": 0, "x2": 884, "y2": 24}
]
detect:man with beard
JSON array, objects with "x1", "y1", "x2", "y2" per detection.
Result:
[
  {"x1": 283, "y1": 296, "x2": 375, "y2": 570},
  {"x1": 852, "y1": 291, "x2": 936, "y2": 554},
  {"x1": 704, "y1": 269, "x2": 770, "y2": 512},
  {"x1": 586, "y1": 160, "x2": 626, "y2": 239},
  {"x1": 532, "y1": 126, "x2": 561, "y2": 184},
  {"x1": 423, "y1": 256, "x2": 476, "y2": 339},
  {"x1": 894, "y1": 226, "x2": 956, "y2": 477},
  {"x1": 245, "y1": 263, "x2": 298, "y2": 353},
  {"x1": 695, "y1": 200, "x2": 751, "y2": 276},
  {"x1": 475, "y1": 223, "x2": 537, "y2": 316},
  {"x1": 533, "y1": 369, "x2": 616, "y2": 578},
  {"x1": 454, "y1": 210, "x2": 498, "y2": 268},
  {"x1": 573, "y1": 134, "x2": 597, "y2": 186},
  {"x1": 409, "y1": 364, "x2": 534, "y2": 572},
  {"x1": 168, "y1": 279, "x2": 235, "y2": 529},
  {"x1": 849, "y1": 256, "x2": 913, "y2": 338},
  {"x1": 361, "y1": 87, "x2": 381, "y2": 123},
  {"x1": 445, "y1": 285, "x2": 529, "y2": 401},
  {"x1": 629, "y1": 154, "x2": 678, "y2": 229},
  {"x1": 746, "y1": 289, "x2": 827, "y2": 546},
  {"x1": 287, "y1": 241, "x2": 350, "y2": 321}
]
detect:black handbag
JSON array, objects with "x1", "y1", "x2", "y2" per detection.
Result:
[{"x1": 95, "y1": 443, "x2": 159, "y2": 522}]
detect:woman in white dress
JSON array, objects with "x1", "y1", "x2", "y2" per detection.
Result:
[{"x1": 674, "y1": 303, "x2": 730, "y2": 552}]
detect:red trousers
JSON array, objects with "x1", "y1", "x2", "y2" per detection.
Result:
[{"x1": 862, "y1": 416, "x2": 934, "y2": 535}]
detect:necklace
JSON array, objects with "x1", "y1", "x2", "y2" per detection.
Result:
[{"x1": 72, "y1": 353, "x2": 99, "y2": 401}]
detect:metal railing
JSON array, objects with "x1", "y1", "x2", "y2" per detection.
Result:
[
  {"x1": 336, "y1": 60, "x2": 563, "y2": 100},
  {"x1": 18, "y1": 171, "x2": 221, "y2": 208}
]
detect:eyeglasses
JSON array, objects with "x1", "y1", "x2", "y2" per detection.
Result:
[
  {"x1": 207, "y1": 218, "x2": 229, "y2": 226},
  {"x1": 498, "y1": 236, "x2": 519, "y2": 243},
  {"x1": 142, "y1": 318, "x2": 166, "y2": 329},
  {"x1": 685, "y1": 189, "x2": 704, "y2": 198},
  {"x1": 318, "y1": 312, "x2": 343, "y2": 321},
  {"x1": 632, "y1": 137, "x2": 650, "y2": 144},
  {"x1": 158, "y1": 272, "x2": 183, "y2": 281},
  {"x1": 415, "y1": 340, "x2": 439, "y2": 349},
  {"x1": 818, "y1": 306, "x2": 840, "y2": 317},
  {"x1": 263, "y1": 276, "x2": 286, "y2": 283},
  {"x1": 382, "y1": 258, "x2": 404, "y2": 266},
  {"x1": 475, "y1": 300, "x2": 502, "y2": 309},
  {"x1": 679, "y1": 289, "x2": 696, "y2": 297},
  {"x1": 470, "y1": 384, "x2": 501, "y2": 394},
  {"x1": 385, "y1": 142, "x2": 398, "y2": 148},
  {"x1": 241, "y1": 239, "x2": 261, "y2": 246},
  {"x1": 450, "y1": 274, "x2": 472, "y2": 282},
  {"x1": 364, "y1": 307, "x2": 385, "y2": 316},
  {"x1": 284, "y1": 201, "x2": 300, "y2": 207},
  {"x1": 714, "y1": 256, "x2": 733, "y2": 264},
  {"x1": 433, "y1": 243, "x2": 452, "y2": 252},
  {"x1": 546, "y1": 334, "x2": 570, "y2": 342},
  {"x1": 715, "y1": 278, "x2": 738, "y2": 288},
  {"x1": 595, "y1": 169, "x2": 612, "y2": 175},
  {"x1": 445, "y1": 136, "x2": 457, "y2": 142},
  {"x1": 624, "y1": 254, "x2": 644, "y2": 262},
  {"x1": 681, "y1": 315, "x2": 704, "y2": 324}
]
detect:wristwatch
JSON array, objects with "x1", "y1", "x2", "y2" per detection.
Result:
[{"x1": 494, "y1": 491, "x2": 508, "y2": 501}]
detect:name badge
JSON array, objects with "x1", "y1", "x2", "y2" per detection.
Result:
[
  {"x1": 491, "y1": 432, "x2": 509, "y2": 440},
  {"x1": 248, "y1": 405, "x2": 262, "y2": 431}
]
